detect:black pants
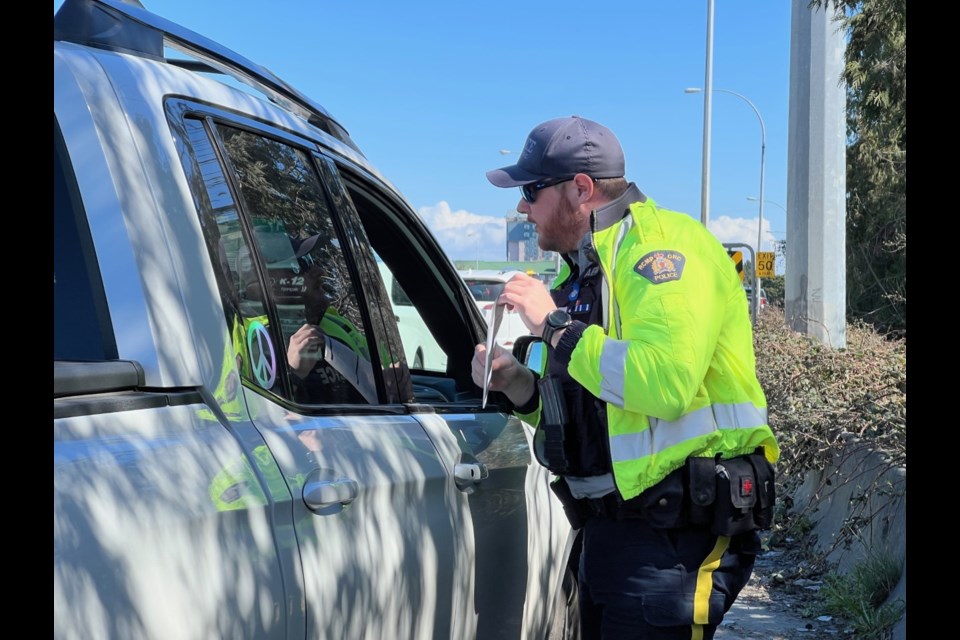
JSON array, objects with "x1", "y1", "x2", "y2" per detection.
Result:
[{"x1": 578, "y1": 515, "x2": 759, "y2": 639}]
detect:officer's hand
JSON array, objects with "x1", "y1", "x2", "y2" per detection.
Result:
[
  {"x1": 288, "y1": 324, "x2": 325, "y2": 378},
  {"x1": 497, "y1": 273, "x2": 557, "y2": 338},
  {"x1": 297, "y1": 429, "x2": 322, "y2": 454},
  {"x1": 472, "y1": 342, "x2": 536, "y2": 407}
]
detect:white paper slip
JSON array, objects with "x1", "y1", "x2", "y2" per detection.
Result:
[{"x1": 481, "y1": 302, "x2": 505, "y2": 409}]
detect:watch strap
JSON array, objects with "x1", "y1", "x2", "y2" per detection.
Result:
[
  {"x1": 542, "y1": 311, "x2": 573, "y2": 345},
  {"x1": 553, "y1": 320, "x2": 587, "y2": 366}
]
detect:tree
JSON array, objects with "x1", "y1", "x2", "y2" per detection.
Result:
[
  {"x1": 810, "y1": 0, "x2": 906, "y2": 337},
  {"x1": 763, "y1": 275, "x2": 785, "y2": 309}
]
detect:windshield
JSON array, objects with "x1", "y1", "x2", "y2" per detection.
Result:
[{"x1": 463, "y1": 279, "x2": 505, "y2": 302}]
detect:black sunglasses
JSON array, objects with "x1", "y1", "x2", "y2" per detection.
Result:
[
  {"x1": 519, "y1": 176, "x2": 575, "y2": 203},
  {"x1": 519, "y1": 176, "x2": 597, "y2": 203}
]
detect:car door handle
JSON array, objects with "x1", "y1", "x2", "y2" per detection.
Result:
[
  {"x1": 302, "y1": 476, "x2": 360, "y2": 515},
  {"x1": 455, "y1": 462, "x2": 488, "y2": 482},
  {"x1": 454, "y1": 453, "x2": 488, "y2": 495}
]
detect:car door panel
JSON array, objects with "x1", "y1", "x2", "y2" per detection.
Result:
[
  {"x1": 54, "y1": 403, "x2": 293, "y2": 640},
  {"x1": 412, "y1": 408, "x2": 567, "y2": 639},
  {"x1": 172, "y1": 109, "x2": 476, "y2": 638},
  {"x1": 243, "y1": 394, "x2": 475, "y2": 640}
]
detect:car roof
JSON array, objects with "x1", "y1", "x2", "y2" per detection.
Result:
[
  {"x1": 54, "y1": 0, "x2": 423, "y2": 214},
  {"x1": 54, "y1": 0, "x2": 358, "y2": 150}
]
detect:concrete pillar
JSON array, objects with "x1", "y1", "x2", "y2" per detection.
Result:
[{"x1": 786, "y1": 0, "x2": 847, "y2": 348}]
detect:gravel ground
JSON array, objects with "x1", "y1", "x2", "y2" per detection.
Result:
[{"x1": 715, "y1": 547, "x2": 845, "y2": 639}]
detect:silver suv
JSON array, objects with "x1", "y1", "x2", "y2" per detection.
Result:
[{"x1": 54, "y1": 1, "x2": 576, "y2": 638}]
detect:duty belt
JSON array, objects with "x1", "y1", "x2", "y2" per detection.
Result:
[
  {"x1": 578, "y1": 465, "x2": 687, "y2": 522},
  {"x1": 581, "y1": 492, "x2": 645, "y2": 520}
]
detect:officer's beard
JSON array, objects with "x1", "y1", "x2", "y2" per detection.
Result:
[{"x1": 540, "y1": 189, "x2": 589, "y2": 254}]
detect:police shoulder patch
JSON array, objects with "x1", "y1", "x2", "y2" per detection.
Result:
[{"x1": 634, "y1": 250, "x2": 686, "y2": 284}]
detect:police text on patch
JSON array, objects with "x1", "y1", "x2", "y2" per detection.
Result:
[{"x1": 634, "y1": 250, "x2": 686, "y2": 284}]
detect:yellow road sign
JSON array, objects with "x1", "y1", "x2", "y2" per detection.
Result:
[
  {"x1": 727, "y1": 250, "x2": 744, "y2": 282},
  {"x1": 756, "y1": 252, "x2": 775, "y2": 278}
]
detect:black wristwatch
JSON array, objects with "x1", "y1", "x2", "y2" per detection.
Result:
[{"x1": 542, "y1": 308, "x2": 573, "y2": 346}]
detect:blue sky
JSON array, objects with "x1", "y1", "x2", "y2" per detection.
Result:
[{"x1": 55, "y1": 0, "x2": 797, "y2": 264}]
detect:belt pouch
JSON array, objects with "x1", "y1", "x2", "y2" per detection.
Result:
[
  {"x1": 712, "y1": 455, "x2": 758, "y2": 537},
  {"x1": 638, "y1": 467, "x2": 687, "y2": 529},
  {"x1": 549, "y1": 476, "x2": 590, "y2": 530},
  {"x1": 685, "y1": 456, "x2": 717, "y2": 526},
  {"x1": 748, "y1": 448, "x2": 777, "y2": 530}
]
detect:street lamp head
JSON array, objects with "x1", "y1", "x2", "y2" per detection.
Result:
[
  {"x1": 747, "y1": 197, "x2": 786, "y2": 214},
  {"x1": 684, "y1": 87, "x2": 703, "y2": 94}
]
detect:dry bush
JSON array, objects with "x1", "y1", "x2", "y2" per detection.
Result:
[
  {"x1": 753, "y1": 306, "x2": 906, "y2": 482},
  {"x1": 752, "y1": 307, "x2": 906, "y2": 637}
]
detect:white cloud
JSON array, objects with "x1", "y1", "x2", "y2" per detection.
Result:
[
  {"x1": 416, "y1": 205, "x2": 777, "y2": 265},
  {"x1": 708, "y1": 215, "x2": 776, "y2": 252},
  {"x1": 417, "y1": 201, "x2": 507, "y2": 261}
]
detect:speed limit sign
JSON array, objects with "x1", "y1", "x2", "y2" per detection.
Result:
[{"x1": 756, "y1": 252, "x2": 775, "y2": 278}]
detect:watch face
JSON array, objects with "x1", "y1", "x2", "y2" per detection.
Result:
[{"x1": 548, "y1": 309, "x2": 572, "y2": 327}]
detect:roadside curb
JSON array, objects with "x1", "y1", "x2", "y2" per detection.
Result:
[{"x1": 792, "y1": 437, "x2": 907, "y2": 638}]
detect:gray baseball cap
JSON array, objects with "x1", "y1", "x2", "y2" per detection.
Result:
[{"x1": 486, "y1": 116, "x2": 625, "y2": 188}]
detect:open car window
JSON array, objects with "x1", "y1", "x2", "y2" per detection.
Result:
[{"x1": 338, "y1": 174, "x2": 484, "y2": 404}]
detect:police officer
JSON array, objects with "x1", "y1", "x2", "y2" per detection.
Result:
[{"x1": 473, "y1": 116, "x2": 780, "y2": 639}]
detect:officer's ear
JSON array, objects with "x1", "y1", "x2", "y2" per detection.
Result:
[{"x1": 572, "y1": 173, "x2": 595, "y2": 205}]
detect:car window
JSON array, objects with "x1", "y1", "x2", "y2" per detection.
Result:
[
  {"x1": 54, "y1": 117, "x2": 116, "y2": 361},
  {"x1": 374, "y1": 258, "x2": 446, "y2": 373},
  {"x1": 341, "y1": 175, "x2": 480, "y2": 399},
  {"x1": 177, "y1": 116, "x2": 379, "y2": 406},
  {"x1": 386, "y1": 266, "x2": 415, "y2": 307}
]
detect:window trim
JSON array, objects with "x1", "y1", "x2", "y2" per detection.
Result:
[
  {"x1": 54, "y1": 113, "x2": 119, "y2": 361},
  {"x1": 167, "y1": 99, "x2": 398, "y2": 412}
]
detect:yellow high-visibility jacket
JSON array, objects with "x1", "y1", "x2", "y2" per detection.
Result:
[{"x1": 519, "y1": 190, "x2": 779, "y2": 500}]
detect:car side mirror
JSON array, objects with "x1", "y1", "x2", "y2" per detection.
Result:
[{"x1": 512, "y1": 334, "x2": 545, "y2": 370}]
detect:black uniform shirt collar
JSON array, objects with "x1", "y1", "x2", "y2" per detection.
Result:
[
  {"x1": 592, "y1": 182, "x2": 646, "y2": 233},
  {"x1": 565, "y1": 182, "x2": 646, "y2": 274}
]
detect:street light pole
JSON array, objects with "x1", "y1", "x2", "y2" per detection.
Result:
[
  {"x1": 748, "y1": 195, "x2": 785, "y2": 250},
  {"x1": 685, "y1": 87, "x2": 766, "y2": 320},
  {"x1": 698, "y1": 0, "x2": 715, "y2": 228},
  {"x1": 748, "y1": 197, "x2": 785, "y2": 289},
  {"x1": 466, "y1": 230, "x2": 480, "y2": 271}
]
